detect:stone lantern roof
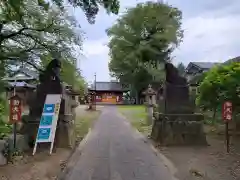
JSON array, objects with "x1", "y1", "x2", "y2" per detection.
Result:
[{"x1": 142, "y1": 84, "x2": 156, "y2": 95}]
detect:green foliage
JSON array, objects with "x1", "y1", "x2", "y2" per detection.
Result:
[
  {"x1": 0, "y1": 0, "x2": 82, "y2": 71},
  {"x1": 0, "y1": 102, "x2": 12, "y2": 140},
  {"x1": 197, "y1": 62, "x2": 240, "y2": 113},
  {"x1": 107, "y1": 1, "x2": 183, "y2": 94},
  {"x1": 0, "y1": 0, "x2": 89, "y2": 96},
  {"x1": 4, "y1": 0, "x2": 120, "y2": 24}
]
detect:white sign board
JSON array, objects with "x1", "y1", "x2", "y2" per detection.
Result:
[{"x1": 32, "y1": 94, "x2": 62, "y2": 155}]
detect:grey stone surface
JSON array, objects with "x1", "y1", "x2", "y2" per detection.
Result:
[
  {"x1": 0, "y1": 140, "x2": 7, "y2": 166},
  {"x1": 151, "y1": 113, "x2": 207, "y2": 146},
  {"x1": 65, "y1": 107, "x2": 176, "y2": 180},
  {"x1": 7, "y1": 134, "x2": 29, "y2": 152},
  {"x1": 0, "y1": 140, "x2": 5, "y2": 151}
]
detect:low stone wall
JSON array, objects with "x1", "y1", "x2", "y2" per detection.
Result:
[
  {"x1": 151, "y1": 113, "x2": 207, "y2": 146},
  {"x1": 0, "y1": 134, "x2": 28, "y2": 166},
  {"x1": 0, "y1": 139, "x2": 7, "y2": 165}
]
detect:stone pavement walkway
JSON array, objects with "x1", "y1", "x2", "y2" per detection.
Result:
[{"x1": 65, "y1": 106, "x2": 177, "y2": 180}]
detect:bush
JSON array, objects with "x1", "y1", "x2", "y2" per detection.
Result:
[{"x1": 0, "y1": 99, "x2": 12, "y2": 139}]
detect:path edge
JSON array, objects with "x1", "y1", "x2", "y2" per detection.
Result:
[
  {"x1": 118, "y1": 112, "x2": 179, "y2": 180},
  {"x1": 57, "y1": 128, "x2": 92, "y2": 180}
]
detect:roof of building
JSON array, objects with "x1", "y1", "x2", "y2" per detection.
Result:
[
  {"x1": 187, "y1": 56, "x2": 240, "y2": 72},
  {"x1": 223, "y1": 56, "x2": 240, "y2": 65},
  {"x1": 190, "y1": 62, "x2": 219, "y2": 70},
  {"x1": 7, "y1": 81, "x2": 36, "y2": 88},
  {"x1": 3, "y1": 67, "x2": 39, "y2": 81},
  {"x1": 89, "y1": 82, "x2": 127, "y2": 92}
]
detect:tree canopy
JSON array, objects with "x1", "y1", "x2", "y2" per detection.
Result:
[
  {"x1": 0, "y1": 0, "x2": 83, "y2": 70},
  {"x1": 1, "y1": 0, "x2": 120, "y2": 70},
  {"x1": 4, "y1": 0, "x2": 120, "y2": 24},
  {"x1": 0, "y1": 0, "x2": 109, "y2": 95},
  {"x1": 197, "y1": 62, "x2": 240, "y2": 113},
  {"x1": 107, "y1": 1, "x2": 183, "y2": 98}
]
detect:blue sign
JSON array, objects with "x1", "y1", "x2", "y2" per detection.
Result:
[
  {"x1": 43, "y1": 104, "x2": 55, "y2": 113},
  {"x1": 37, "y1": 128, "x2": 51, "y2": 140},
  {"x1": 40, "y1": 115, "x2": 53, "y2": 126}
]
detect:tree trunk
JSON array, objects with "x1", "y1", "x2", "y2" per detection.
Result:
[
  {"x1": 135, "y1": 93, "x2": 139, "y2": 104},
  {"x1": 212, "y1": 107, "x2": 217, "y2": 124}
]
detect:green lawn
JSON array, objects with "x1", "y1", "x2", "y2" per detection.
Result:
[
  {"x1": 118, "y1": 105, "x2": 152, "y2": 136},
  {"x1": 75, "y1": 110, "x2": 101, "y2": 143}
]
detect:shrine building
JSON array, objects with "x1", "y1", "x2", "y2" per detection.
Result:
[{"x1": 88, "y1": 81, "x2": 128, "y2": 104}]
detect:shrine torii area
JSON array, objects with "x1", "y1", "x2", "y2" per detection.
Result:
[{"x1": 87, "y1": 81, "x2": 128, "y2": 109}]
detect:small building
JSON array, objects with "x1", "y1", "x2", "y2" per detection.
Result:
[
  {"x1": 185, "y1": 62, "x2": 219, "y2": 93},
  {"x1": 3, "y1": 67, "x2": 39, "y2": 83},
  {"x1": 88, "y1": 81, "x2": 128, "y2": 104},
  {"x1": 185, "y1": 62, "x2": 219, "y2": 84},
  {"x1": 185, "y1": 57, "x2": 240, "y2": 93},
  {"x1": 3, "y1": 67, "x2": 38, "y2": 111}
]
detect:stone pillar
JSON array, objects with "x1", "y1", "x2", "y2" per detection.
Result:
[
  {"x1": 143, "y1": 84, "x2": 157, "y2": 125},
  {"x1": 55, "y1": 89, "x2": 79, "y2": 148}
]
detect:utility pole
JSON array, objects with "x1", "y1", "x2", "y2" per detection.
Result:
[{"x1": 94, "y1": 73, "x2": 97, "y2": 109}]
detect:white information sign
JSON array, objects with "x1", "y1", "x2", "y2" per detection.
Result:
[{"x1": 32, "y1": 94, "x2": 62, "y2": 155}]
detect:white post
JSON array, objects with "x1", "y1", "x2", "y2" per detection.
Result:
[{"x1": 32, "y1": 142, "x2": 37, "y2": 155}]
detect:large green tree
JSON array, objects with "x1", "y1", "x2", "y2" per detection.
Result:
[
  {"x1": 107, "y1": 1, "x2": 183, "y2": 100},
  {"x1": 0, "y1": 0, "x2": 94, "y2": 95},
  {"x1": 197, "y1": 62, "x2": 240, "y2": 119},
  {"x1": 1, "y1": 0, "x2": 120, "y2": 69},
  {"x1": 0, "y1": 0, "x2": 82, "y2": 71}
]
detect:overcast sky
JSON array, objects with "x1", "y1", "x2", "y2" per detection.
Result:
[{"x1": 72, "y1": 0, "x2": 240, "y2": 83}]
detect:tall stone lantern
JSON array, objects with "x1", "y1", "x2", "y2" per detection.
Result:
[{"x1": 142, "y1": 84, "x2": 156, "y2": 125}]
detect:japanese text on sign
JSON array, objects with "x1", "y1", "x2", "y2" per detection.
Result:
[
  {"x1": 55, "y1": 103, "x2": 60, "y2": 114},
  {"x1": 223, "y1": 101, "x2": 232, "y2": 122},
  {"x1": 9, "y1": 96, "x2": 22, "y2": 123}
]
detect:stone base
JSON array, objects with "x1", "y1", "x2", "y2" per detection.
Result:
[
  {"x1": 19, "y1": 116, "x2": 40, "y2": 148},
  {"x1": 6, "y1": 134, "x2": 29, "y2": 152},
  {"x1": 151, "y1": 113, "x2": 207, "y2": 146},
  {"x1": 0, "y1": 140, "x2": 7, "y2": 166},
  {"x1": 55, "y1": 114, "x2": 76, "y2": 148}
]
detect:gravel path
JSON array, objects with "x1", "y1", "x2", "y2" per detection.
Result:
[{"x1": 65, "y1": 106, "x2": 177, "y2": 180}]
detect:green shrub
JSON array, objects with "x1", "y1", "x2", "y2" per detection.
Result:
[{"x1": 0, "y1": 100, "x2": 12, "y2": 139}]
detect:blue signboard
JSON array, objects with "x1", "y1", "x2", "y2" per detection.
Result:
[
  {"x1": 43, "y1": 104, "x2": 55, "y2": 113},
  {"x1": 40, "y1": 115, "x2": 54, "y2": 126},
  {"x1": 33, "y1": 94, "x2": 62, "y2": 155},
  {"x1": 37, "y1": 128, "x2": 51, "y2": 140}
]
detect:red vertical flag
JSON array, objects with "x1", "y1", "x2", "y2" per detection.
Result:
[
  {"x1": 9, "y1": 95, "x2": 22, "y2": 123},
  {"x1": 222, "y1": 101, "x2": 232, "y2": 122}
]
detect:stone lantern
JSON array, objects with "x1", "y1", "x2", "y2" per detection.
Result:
[{"x1": 142, "y1": 84, "x2": 157, "y2": 125}]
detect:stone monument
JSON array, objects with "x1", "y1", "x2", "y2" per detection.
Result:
[
  {"x1": 20, "y1": 59, "x2": 78, "y2": 149},
  {"x1": 151, "y1": 62, "x2": 207, "y2": 146},
  {"x1": 87, "y1": 91, "x2": 96, "y2": 110},
  {"x1": 142, "y1": 84, "x2": 156, "y2": 125}
]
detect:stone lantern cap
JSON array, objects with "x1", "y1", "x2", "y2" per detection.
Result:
[{"x1": 142, "y1": 84, "x2": 156, "y2": 95}]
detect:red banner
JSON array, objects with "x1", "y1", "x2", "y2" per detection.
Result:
[
  {"x1": 222, "y1": 101, "x2": 232, "y2": 122},
  {"x1": 9, "y1": 95, "x2": 22, "y2": 123}
]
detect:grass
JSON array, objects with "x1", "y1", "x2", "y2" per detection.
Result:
[
  {"x1": 201, "y1": 110, "x2": 223, "y2": 125},
  {"x1": 118, "y1": 105, "x2": 152, "y2": 136},
  {"x1": 75, "y1": 110, "x2": 101, "y2": 143}
]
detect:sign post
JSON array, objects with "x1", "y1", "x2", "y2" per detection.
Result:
[
  {"x1": 9, "y1": 95, "x2": 22, "y2": 149},
  {"x1": 222, "y1": 101, "x2": 232, "y2": 153},
  {"x1": 33, "y1": 94, "x2": 62, "y2": 155}
]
